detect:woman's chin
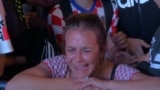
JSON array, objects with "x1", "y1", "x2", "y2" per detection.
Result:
[
  {"x1": 75, "y1": 76, "x2": 88, "y2": 79},
  {"x1": 72, "y1": 73, "x2": 89, "y2": 79}
]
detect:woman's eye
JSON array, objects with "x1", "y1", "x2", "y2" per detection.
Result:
[
  {"x1": 67, "y1": 49, "x2": 75, "y2": 52},
  {"x1": 84, "y1": 50, "x2": 91, "y2": 53}
]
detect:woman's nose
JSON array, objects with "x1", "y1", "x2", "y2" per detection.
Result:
[{"x1": 75, "y1": 51, "x2": 83, "y2": 63}]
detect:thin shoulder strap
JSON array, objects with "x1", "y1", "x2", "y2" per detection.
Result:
[
  {"x1": 101, "y1": 0, "x2": 113, "y2": 32},
  {"x1": 59, "y1": 0, "x2": 72, "y2": 21},
  {"x1": 110, "y1": 64, "x2": 117, "y2": 80}
]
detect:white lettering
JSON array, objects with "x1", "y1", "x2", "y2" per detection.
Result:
[
  {"x1": 154, "y1": 54, "x2": 160, "y2": 62},
  {"x1": 116, "y1": 0, "x2": 149, "y2": 8}
]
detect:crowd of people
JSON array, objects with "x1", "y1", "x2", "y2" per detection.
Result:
[{"x1": 0, "y1": 0, "x2": 160, "y2": 90}]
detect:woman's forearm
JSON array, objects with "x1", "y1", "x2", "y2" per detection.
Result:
[
  {"x1": 107, "y1": 77, "x2": 160, "y2": 90},
  {"x1": 6, "y1": 74, "x2": 74, "y2": 90}
]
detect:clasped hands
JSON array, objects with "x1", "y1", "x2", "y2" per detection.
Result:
[{"x1": 72, "y1": 77, "x2": 110, "y2": 90}]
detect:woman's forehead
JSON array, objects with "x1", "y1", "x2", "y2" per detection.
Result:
[
  {"x1": 66, "y1": 28, "x2": 96, "y2": 38},
  {"x1": 65, "y1": 29, "x2": 98, "y2": 44},
  {"x1": 65, "y1": 29, "x2": 100, "y2": 51}
]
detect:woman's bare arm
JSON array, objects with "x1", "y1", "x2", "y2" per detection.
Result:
[
  {"x1": 79, "y1": 73, "x2": 160, "y2": 90},
  {"x1": 6, "y1": 63, "x2": 75, "y2": 90}
]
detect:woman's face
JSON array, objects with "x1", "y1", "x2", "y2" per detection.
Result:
[{"x1": 65, "y1": 28, "x2": 101, "y2": 78}]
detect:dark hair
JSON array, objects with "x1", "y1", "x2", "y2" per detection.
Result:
[{"x1": 63, "y1": 13, "x2": 107, "y2": 52}]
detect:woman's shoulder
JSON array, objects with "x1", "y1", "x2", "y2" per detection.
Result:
[
  {"x1": 100, "y1": 62, "x2": 139, "y2": 80},
  {"x1": 42, "y1": 55, "x2": 68, "y2": 77},
  {"x1": 42, "y1": 55, "x2": 67, "y2": 67},
  {"x1": 43, "y1": 55, "x2": 66, "y2": 62},
  {"x1": 114, "y1": 64, "x2": 139, "y2": 80}
]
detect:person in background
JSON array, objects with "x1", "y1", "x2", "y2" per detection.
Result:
[
  {"x1": 0, "y1": 0, "x2": 61, "y2": 80},
  {"x1": 111, "y1": 0, "x2": 160, "y2": 66},
  {"x1": 3, "y1": 0, "x2": 62, "y2": 65},
  {"x1": 137, "y1": 0, "x2": 160, "y2": 76},
  {"x1": 0, "y1": 0, "x2": 14, "y2": 76},
  {"x1": 6, "y1": 13, "x2": 160, "y2": 90},
  {"x1": 113, "y1": 0, "x2": 160, "y2": 75},
  {"x1": 116, "y1": 0, "x2": 160, "y2": 57},
  {"x1": 18, "y1": 0, "x2": 67, "y2": 61}
]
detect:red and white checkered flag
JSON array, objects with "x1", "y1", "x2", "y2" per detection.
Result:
[{"x1": 108, "y1": 0, "x2": 119, "y2": 34}]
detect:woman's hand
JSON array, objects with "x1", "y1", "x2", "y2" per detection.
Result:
[{"x1": 74, "y1": 77, "x2": 109, "y2": 90}]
